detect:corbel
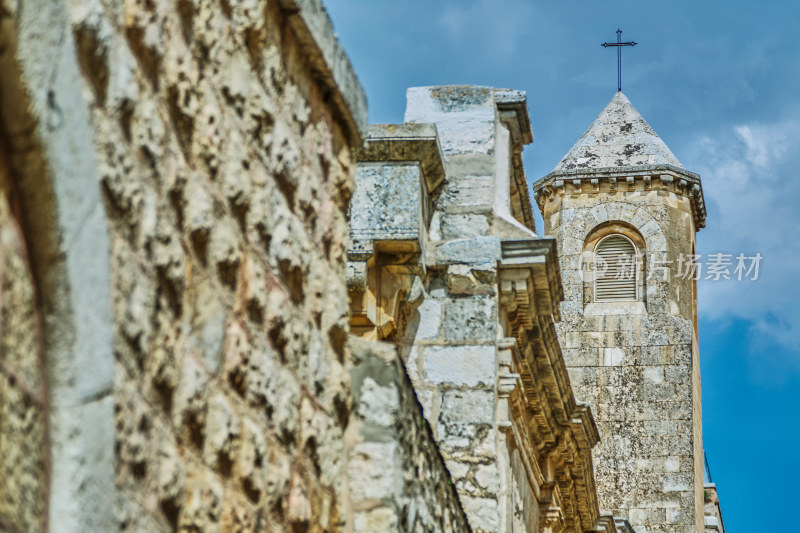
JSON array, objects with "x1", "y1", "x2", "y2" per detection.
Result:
[
  {"x1": 496, "y1": 337, "x2": 522, "y2": 431},
  {"x1": 348, "y1": 245, "x2": 422, "y2": 340},
  {"x1": 348, "y1": 123, "x2": 445, "y2": 339},
  {"x1": 538, "y1": 482, "x2": 566, "y2": 533}
]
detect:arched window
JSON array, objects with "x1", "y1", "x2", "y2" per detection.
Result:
[{"x1": 594, "y1": 234, "x2": 638, "y2": 302}]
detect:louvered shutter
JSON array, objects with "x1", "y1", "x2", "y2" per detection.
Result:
[{"x1": 594, "y1": 235, "x2": 637, "y2": 301}]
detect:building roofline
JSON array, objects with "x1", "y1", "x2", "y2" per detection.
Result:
[
  {"x1": 278, "y1": 0, "x2": 368, "y2": 144},
  {"x1": 532, "y1": 164, "x2": 707, "y2": 230}
]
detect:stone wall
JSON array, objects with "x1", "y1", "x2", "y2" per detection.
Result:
[
  {"x1": 97, "y1": 1, "x2": 361, "y2": 530},
  {"x1": 346, "y1": 337, "x2": 470, "y2": 532},
  {"x1": 0, "y1": 138, "x2": 48, "y2": 533},
  {"x1": 0, "y1": 0, "x2": 371, "y2": 530}
]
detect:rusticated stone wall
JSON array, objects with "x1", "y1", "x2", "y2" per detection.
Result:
[
  {"x1": 0, "y1": 139, "x2": 48, "y2": 533},
  {"x1": 87, "y1": 1, "x2": 360, "y2": 530},
  {"x1": 1, "y1": 0, "x2": 372, "y2": 531}
]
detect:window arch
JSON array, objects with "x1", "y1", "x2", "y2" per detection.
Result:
[{"x1": 594, "y1": 234, "x2": 638, "y2": 302}]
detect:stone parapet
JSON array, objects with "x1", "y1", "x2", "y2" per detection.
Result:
[
  {"x1": 349, "y1": 123, "x2": 445, "y2": 260},
  {"x1": 356, "y1": 123, "x2": 446, "y2": 191},
  {"x1": 277, "y1": 0, "x2": 368, "y2": 143},
  {"x1": 346, "y1": 337, "x2": 471, "y2": 532},
  {"x1": 347, "y1": 123, "x2": 445, "y2": 339},
  {"x1": 404, "y1": 85, "x2": 536, "y2": 237}
]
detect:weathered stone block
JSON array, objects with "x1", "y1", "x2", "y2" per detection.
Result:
[
  {"x1": 563, "y1": 347, "x2": 601, "y2": 367},
  {"x1": 442, "y1": 296, "x2": 496, "y2": 342},
  {"x1": 436, "y1": 174, "x2": 495, "y2": 211},
  {"x1": 460, "y1": 496, "x2": 501, "y2": 532},
  {"x1": 357, "y1": 376, "x2": 400, "y2": 427},
  {"x1": 604, "y1": 347, "x2": 626, "y2": 366},
  {"x1": 349, "y1": 162, "x2": 427, "y2": 256},
  {"x1": 439, "y1": 390, "x2": 495, "y2": 426},
  {"x1": 423, "y1": 345, "x2": 496, "y2": 387},
  {"x1": 413, "y1": 297, "x2": 443, "y2": 340},
  {"x1": 348, "y1": 441, "x2": 401, "y2": 501},
  {"x1": 436, "y1": 236, "x2": 502, "y2": 265},
  {"x1": 441, "y1": 213, "x2": 490, "y2": 240}
]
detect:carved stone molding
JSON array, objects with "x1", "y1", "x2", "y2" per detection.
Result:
[
  {"x1": 495, "y1": 90, "x2": 536, "y2": 230},
  {"x1": 497, "y1": 238, "x2": 605, "y2": 532},
  {"x1": 532, "y1": 165, "x2": 707, "y2": 229},
  {"x1": 348, "y1": 252, "x2": 422, "y2": 340},
  {"x1": 497, "y1": 337, "x2": 521, "y2": 432},
  {"x1": 498, "y1": 238, "x2": 563, "y2": 333},
  {"x1": 354, "y1": 123, "x2": 445, "y2": 192}
]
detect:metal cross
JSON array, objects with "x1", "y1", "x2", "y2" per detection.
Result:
[{"x1": 602, "y1": 29, "x2": 637, "y2": 92}]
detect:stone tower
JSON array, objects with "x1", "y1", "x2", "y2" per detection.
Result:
[{"x1": 533, "y1": 92, "x2": 708, "y2": 533}]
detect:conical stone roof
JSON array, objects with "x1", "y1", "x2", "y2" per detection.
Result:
[{"x1": 555, "y1": 92, "x2": 683, "y2": 171}]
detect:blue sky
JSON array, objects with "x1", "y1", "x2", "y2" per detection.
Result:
[{"x1": 325, "y1": 1, "x2": 800, "y2": 530}]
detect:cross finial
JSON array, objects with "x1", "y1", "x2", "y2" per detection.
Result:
[{"x1": 602, "y1": 28, "x2": 637, "y2": 92}]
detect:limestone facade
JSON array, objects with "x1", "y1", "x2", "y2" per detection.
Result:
[{"x1": 347, "y1": 86, "x2": 621, "y2": 533}]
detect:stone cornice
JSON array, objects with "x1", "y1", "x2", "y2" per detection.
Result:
[
  {"x1": 277, "y1": 0, "x2": 367, "y2": 144},
  {"x1": 495, "y1": 89, "x2": 534, "y2": 145},
  {"x1": 497, "y1": 238, "x2": 603, "y2": 531},
  {"x1": 569, "y1": 404, "x2": 601, "y2": 451},
  {"x1": 532, "y1": 164, "x2": 707, "y2": 229},
  {"x1": 499, "y1": 238, "x2": 563, "y2": 321},
  {"x1": 495, "y1": 90, "x2": 536, "y2": 231},
  {"x1": 355, "y1": 124, "x2": 445, "y2": 193}
]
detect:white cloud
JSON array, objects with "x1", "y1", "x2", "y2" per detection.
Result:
[{"x1": 684, "y1": 113, "x2": 800, "y2": 367}]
